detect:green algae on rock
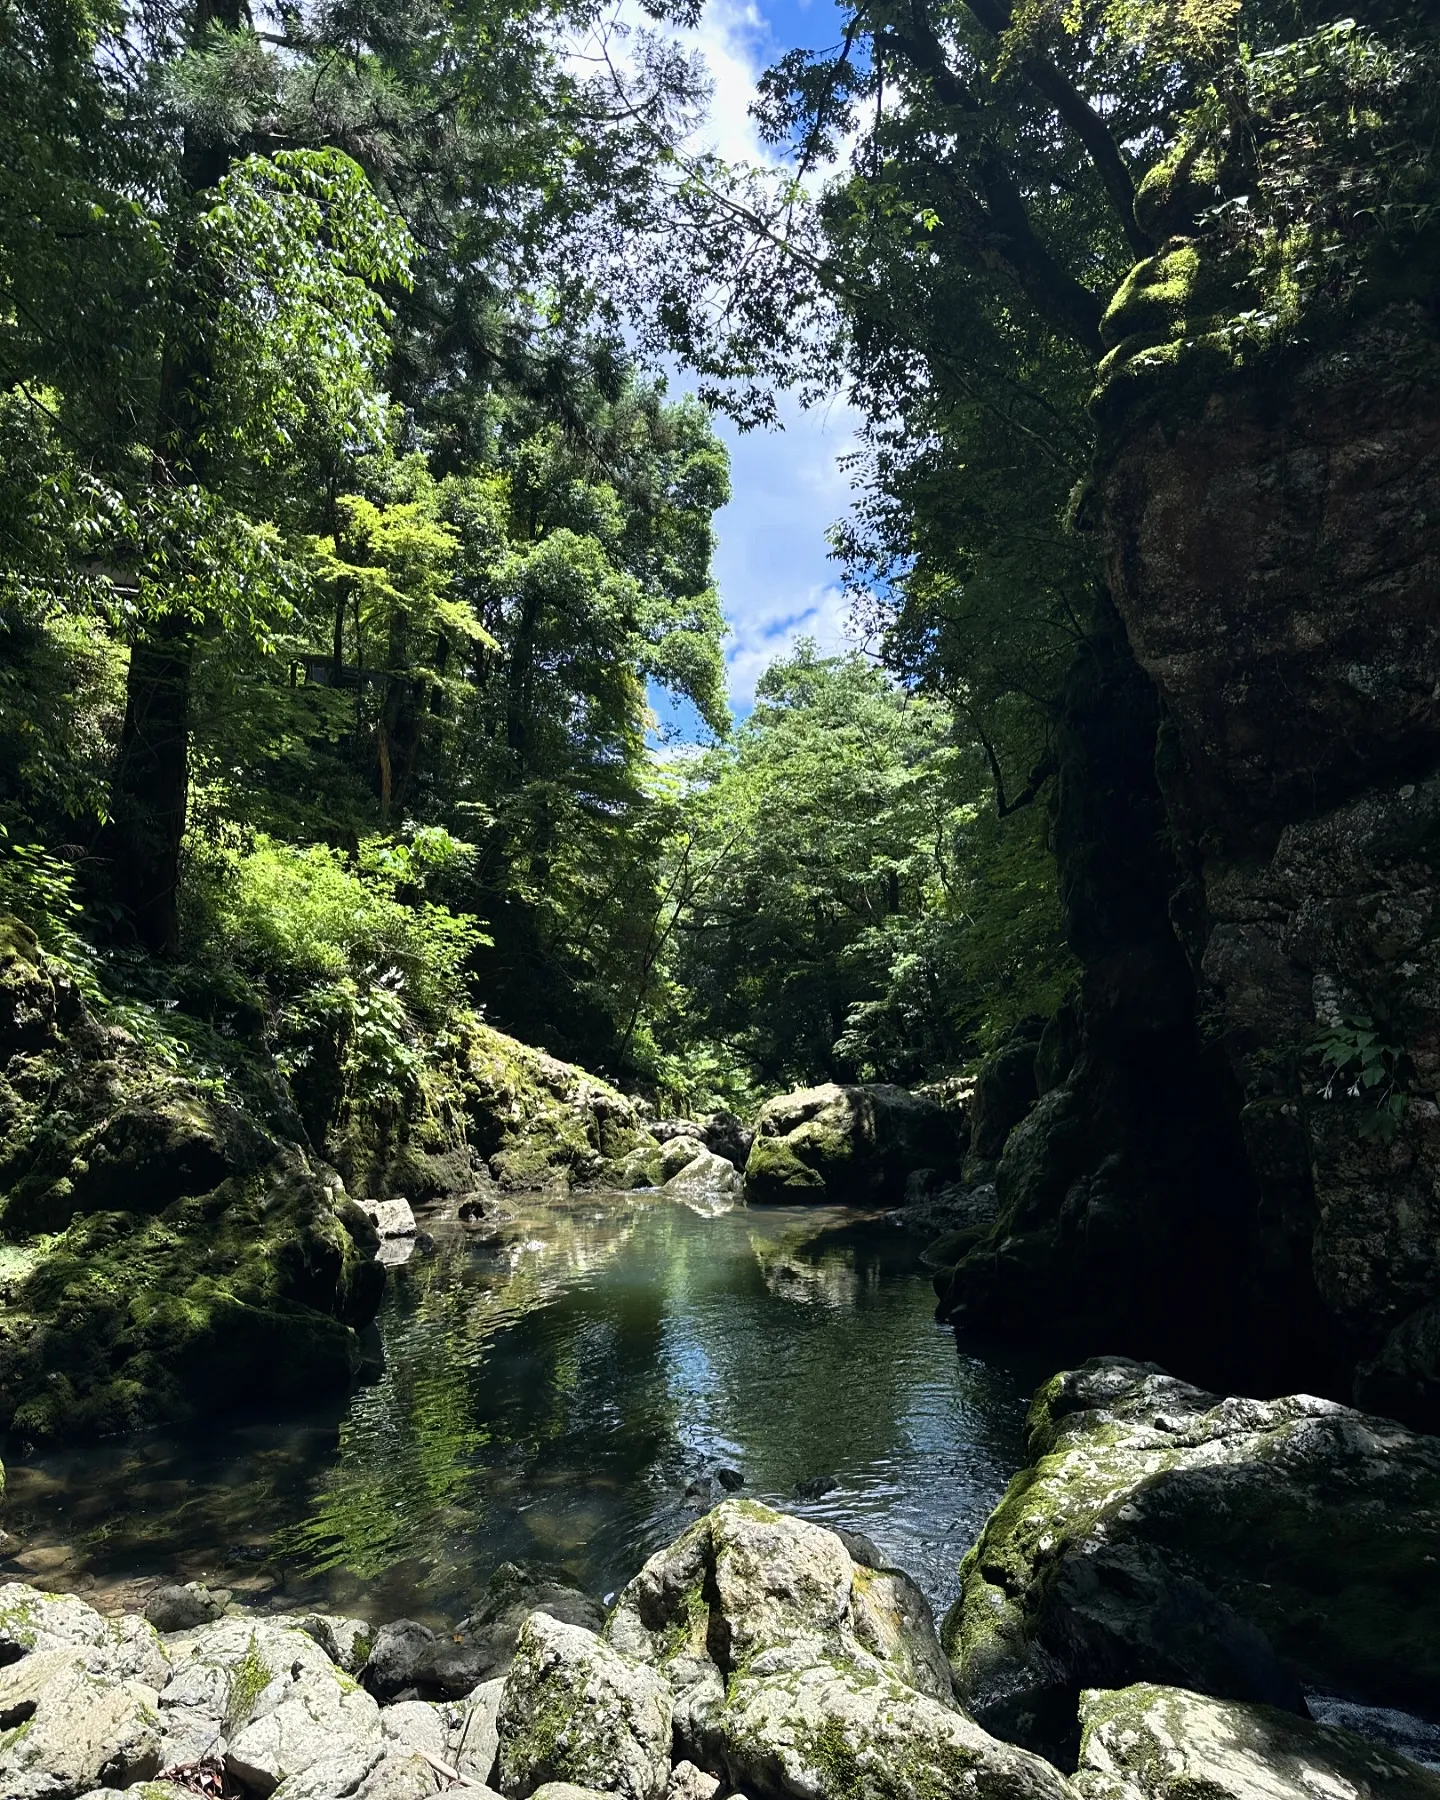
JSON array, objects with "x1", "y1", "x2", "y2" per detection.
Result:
[
  {"x1": 944, "y1": 1359, "x2": 1440, "y2": 1764},
  {"x1": 459, "y1": 1018, "x2": 659, "y2": 1191},
  {"x1": 0, "y1": 914, "x2": 384, "y2": 1441},
  {"x1": 1074, "y1": 1684, "x2": 1440, "y2": 1800},
  {"x1": 743, "y1": 1083, "x2": 963, "y2": 1204},
  {"x1": 604, "y1": 1498, "x2": 1074, "y2": 1800}
]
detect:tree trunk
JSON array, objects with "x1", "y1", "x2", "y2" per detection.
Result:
[
  {"x1": 111, "y1": 621, "x2": 195, "y2": 954},
  {"x1": 106, "y1": 0, "x2": 245, "y2": 952}
]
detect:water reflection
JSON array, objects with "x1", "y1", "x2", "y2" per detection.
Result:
[{"x1": 1, "y1": 1193, "x2": 1039, "y2": 1621}]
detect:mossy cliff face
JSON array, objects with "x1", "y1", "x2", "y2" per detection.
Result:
[
  {"x1": 1096, "y1": 275, "x2": 1440, "y2": 1425},
  {"x1": 942, "y1": 41, "x2": 1440, "y2": 1423},
  {"x1": 934, "y1": 623, "x2": 1261, "y2": 1391},
  {"x1": 293, "y1": 1009, "x2": 657, "y2": 1205},
  {"x1": 943, "y1": 1357, "x2": 1440, "y2": 1766},
  {"x1": 0, "y1": 915, "x2": 384, "y2": 1441},
  {"x1": 457, "y1": 1019, "x2": 658, "y2": 1191}
]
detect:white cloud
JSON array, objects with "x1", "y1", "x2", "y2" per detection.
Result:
[
  {"x1": 583, "y1": 0, "x2": 871, "y2": 725},
  {"x1": 710, "y1": 388, "x2": 869, "y2": 713},
  {"x1": 686, "y1": 0, "x2": 775, "y2": 165},
  {"x1": 724, "y1": 580, "x2": 854, "y2": 709}
]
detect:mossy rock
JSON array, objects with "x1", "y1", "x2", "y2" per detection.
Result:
[
  {"x1": 744, "y1": 1134, "x2": 827, "y2": 1203},
  {"x1": 459, "y1": 1020, "x2": 651, "y2": 1191},
  {"x1": 944, "y1": 1357, "x2": 1440, "y2": 1763},
  {"x1": 0, "y1": 918, "x2": 385, "y2": 1442},
  {"x1": 745, "y1": 1082, "x2": 962, "y2": 1204},
  {"x1": 0, "y1": 1159, "x2": 382, "y2": 1440},
  {"x1": 1074, "y1": 1683, "x2": 1440, "y2": 1800}
]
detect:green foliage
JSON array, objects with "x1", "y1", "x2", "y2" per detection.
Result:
[
  {"x1": 1314, "y1": 1015, "x2": 1410, "y2": 1143},
  {"x1": 181, "y1": 829, "x2": 487, "y2": 1110},
  {"x1": 1186, "y1": 22, "x2": 1439, "y2": 338},
  {"x1": 646, "y1": 647, "x2": 1073, "y2": 1095},
  {"x1": 197, "y1": 149, "x2": 413, "y2": 476}
]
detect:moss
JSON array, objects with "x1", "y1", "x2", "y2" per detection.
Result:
[
  {"x1": 657, "y1": 1577, "x2": 711, "y2": 1666},
  {"x1": 225, "y1": 1638, "x2": 274, "y2": 1731},
  {"x1": 743, "y1": 1135, "x2": 827, "y2": 1203},
  {"x1": 499, "y1": 1678, "x2": 575, "y2": 1786},
  {"x1": 804, "y1": 1714, "x2": 866, "y2": 1800},
  {"x1": 460, "y1": 1019, "x2": 649, "y2": 1191},
  {"x1": 949, "y1": 1383, "x2": 1440, "y2": 1733},
  {"x1": 920, "y1": 1224, "x2": 988, "y2": 1269}
]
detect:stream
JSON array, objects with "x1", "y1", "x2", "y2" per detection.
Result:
[{"x1": 1, "y1": 1192, "x2": 1043, "y2": 1623}]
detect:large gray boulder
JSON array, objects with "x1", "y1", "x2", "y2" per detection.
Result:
[
  {"x1": 1074, "y1": 1684, "x2": 1440, "y2": 1800},
  {"x1": 0, "y1": 1647, "x2": 162, "y2": 1799},
  {"x1": 607, "y1": 1498, "x2": 954, "y2": 1741},
  {"x1": 664, "y1": 1147, "x2": 744, "y2": 1216},
  {"x1": 719, "y1": 1663, "x2": 1072, "y2": 1800},
  {"x1": 0, "y1": 1582, "x2": 169, "y2": 1688},
  {"x1": 380, "y1": 1678, "x2": 504, "y2": 1785},
  {"x1": 606, "y1": 1499, "x2": 1071, "y2": 1800},
  {"x1": 943, "y1": 1358, "x2": 1440, "y2": 1761},
  {"x1": 151, "y1": 1615, "x2": 381, "y2": 1781},
  {"x1": 744, "y1": 1084, "x2": 963, "y2": 1203},
  {"x1": 494, "y1": 1612, "x2": 673, "y2": 1800},
  {"x1": 224, "y1": 1636, "x2": 382, "y2": 1796}
]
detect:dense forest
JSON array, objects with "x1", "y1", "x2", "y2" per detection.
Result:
[
  {"x1": 4, "y1": 0, "x2": 1440, "y2": 1374},
  {"x1": 0, "y1": 0, "x2": 1091, "y2": 1123}
]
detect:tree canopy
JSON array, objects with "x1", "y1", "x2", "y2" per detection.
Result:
[{"x1": 2, "y1": 0, "x2": 1436, "y2": 1118}]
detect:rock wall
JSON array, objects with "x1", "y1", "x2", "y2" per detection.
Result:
[
  {"x1": 939, "y1": 263, "x2": 1440, "y2": 1418},
  {"x1": 935, "y1": 620, "x2": 1271, "y2": 1393},
  {"x1": 1101, "y1": 298, "x2": 1440, "y2": 1425}
]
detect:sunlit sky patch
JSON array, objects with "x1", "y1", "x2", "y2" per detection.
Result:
[{"x1": 641, "y1": 0, "x2": 872, "y2": 735}]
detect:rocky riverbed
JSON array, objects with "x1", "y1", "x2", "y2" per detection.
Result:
[{"x1": 3, "y1": 1356, "x2": 1437, "y2": 1800}]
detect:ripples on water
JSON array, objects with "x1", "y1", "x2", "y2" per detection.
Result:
[{"x1": 2, "y1": 1194, "x2": 1043, "y2": 1621}]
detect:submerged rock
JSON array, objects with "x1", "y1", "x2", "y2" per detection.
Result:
[
  {"x1": 944, "y1": 1357, "x2": 1440, "y2": 1762},
  {"x1": 361, "y1": 1563, "x2": 604, "y2": 1702},
  {"x1": 144, "y1": 1583, "x2": 226, "y2": 1634},
  {"x1": 744, "y1": 1083, "x2": 963, "y2": 1203},
  {"x1": 1073, "y1": 1684, "x2": 1440, "y2": 1800}
]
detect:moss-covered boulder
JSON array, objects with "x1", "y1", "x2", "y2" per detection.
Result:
[
  {"x1": 943, "y1": 1358, "x2": 1440, "y2": 1765},
  {"x1": 0, "y1": 916, "x2": 384, "y2": 1442},
  {"x1": 1074, "y1": 1684, "x2": 1440, "y2": 1800},
  {"x1": 459, "y1": 1020, "x2": 658, "y2": 1191},
  {"x1": 744, "y1": 1083, "x2": 963, "y2": 1204},
  {"x1": 964, "y1": 1035, "x2": 1041, "y2": 1175},
  {"x1": 495, "y1": 1612, "x2": 673, "y2": 1800},
  {"x1": 604, "y1": 1499, "x2": 1073, "y2": 1800}
]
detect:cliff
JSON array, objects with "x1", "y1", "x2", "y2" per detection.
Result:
[{"x1": 938, "y1": 28, "x2": 1440, "y2": 1428}]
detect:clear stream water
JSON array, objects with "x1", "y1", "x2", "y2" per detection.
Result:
[{"x1": 0, "y1": 1193, "x2": 1045, "y2": 1624}]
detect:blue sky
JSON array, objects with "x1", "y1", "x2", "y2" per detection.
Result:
[{"x1": 644, "y1": 0, "x2": 871, "y2": 735}]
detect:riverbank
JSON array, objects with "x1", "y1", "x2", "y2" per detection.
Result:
[{"x1": 2, "y1": 1359, "x2": 1438, "y2": 1799}]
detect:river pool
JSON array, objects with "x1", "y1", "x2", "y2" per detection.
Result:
[{"x1": 0, "y1": 1192, "x2": 1042, "y2": 1623}]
